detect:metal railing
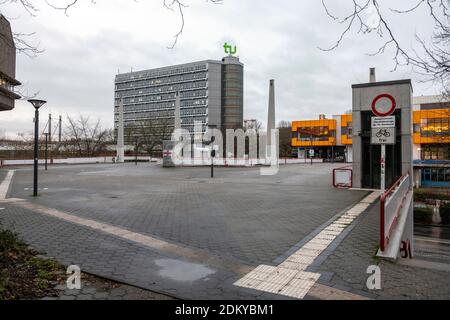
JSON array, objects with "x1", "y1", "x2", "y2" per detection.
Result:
[{"x1": 379, "y1": 172, "x2": 411, "y2": 251}]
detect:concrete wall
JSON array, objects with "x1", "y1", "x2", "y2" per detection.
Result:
[
  {"x1": 333, "y1": 115, "x2": 342, "y2": 146},
  {"x1": 0, "y1": 16, "x2": 15, "y2": 78},
  {"x1": 0, "y1": 15, "x2": 18, "y2": 111},
  {"x1": 352, "y1": 80, "x2": 413, "y2": 188},
  {"x1": 346, "y1": 146, "x2": 353, "y2": 163}
]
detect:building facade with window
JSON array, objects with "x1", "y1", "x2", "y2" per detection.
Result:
[
  {"x1": 291, "y1": 114, "x2": 352, "y2": 162},
  {"x1": 412, "y1": 95, "x2": 450, "y2": 187},
  {"x1": 0, "y1": 15, "x2": 21, "y2": 112},
  {"x1": 114, "y1": 56, "x2": 243, "y2": 144},
  {"x1": 291, "y1": 95, "x2": 450, "y2": 187}
]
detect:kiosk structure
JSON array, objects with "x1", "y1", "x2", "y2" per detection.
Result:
[
  {"x1": 352, "y1": 69, "x2": 414, "y2": 260},
  {"x1": 352, "y1": 69, "x2": 413, "y2": 189}
]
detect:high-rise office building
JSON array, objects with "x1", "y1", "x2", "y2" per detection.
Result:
[{"x1": 114, "y1": 56, "x2": 243, "y2": 143}]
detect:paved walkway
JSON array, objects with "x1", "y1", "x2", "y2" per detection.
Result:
[
  {"x1": 7, "y1": 164, "x2": 367, "y2": 266},
  {"x1": 315, "y1": 202, "x2": 450, "y2": 299},
  {"x1": 2, "y1": 163, "x2": 448, "y2": 299},
  {"x1": 44, "y1": 271, "x2": 174, "y2": 300}
]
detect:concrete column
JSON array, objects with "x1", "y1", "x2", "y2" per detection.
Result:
[
  {"x1": 352, "y1": 110, "x2": 362, "y2": 187},
  {"x1": 267, "y1": 79, "x2": 276, "y2": 157},
  {"x1": 116, "y1": 98, "x2": 125, "y2": 163},
  {"x1": 174, "y1": 91, "x2": 181, "y2": 132}
]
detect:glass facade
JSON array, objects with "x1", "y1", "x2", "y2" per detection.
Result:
[
  {"x1": 420, "y1": 144, "x2": 450, "y2": 160},
  {"x1": 420, "y1": 118, "x2": 450, "y2": 138},
  {"x1": 412, "y1": 102, "x2": 450, "y2": 187},
  {"x1": 297, "y1": 126, "x2": 335, "y2": 142},
  {"x1": 413, "y1": 109, "x2": 450, "y2": 144},
  {"x1": 421, "y1": 168, "x2": 450, "y2": 187},
  {"x1": 291, "y1": 119, "x2": 336, "y2": 147}
]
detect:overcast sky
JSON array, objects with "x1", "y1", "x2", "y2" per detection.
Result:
[{"x1": 0, "y1": 0, "x2": 442, "y2": 138}]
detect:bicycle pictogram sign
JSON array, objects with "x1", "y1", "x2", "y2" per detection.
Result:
[{"x1": 376, "y1": 128, "x2": 391, "y2": 138}]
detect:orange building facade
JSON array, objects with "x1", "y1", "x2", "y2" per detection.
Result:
[
  {"x1": 413, "y1": 108, "x2": 450, "y2": 160},
  {"x1": 291, "y1": 114, "x2": 353, "y2": 162},
  {"x1": 291, "y1": 102, "x2": 450, "y2": 164}
]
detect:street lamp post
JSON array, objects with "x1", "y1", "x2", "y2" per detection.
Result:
[
  {"x1": 28, "y1": 99, "x2": 47, "y2": 197},
  {"x1": 205, "y1": 125, "x2": 216, "y2": 178}
]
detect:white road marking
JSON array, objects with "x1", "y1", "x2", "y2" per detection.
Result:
[
  {"x1": 0, "y1": 170, "x2": 15, "y2": 199},
  {"x1": 234, "y1": 191, "x2": 381, "y2": 299}
]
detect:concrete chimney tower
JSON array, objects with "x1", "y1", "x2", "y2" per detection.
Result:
[
  {"x1": 116, "y1": 98, "x2": 125, "y2": 163},
  {"x1": 267, "y1": 79, "x2": 276, "y2": 150},
  {"x1": 369, "y1": 68, "x2": 376, "y2": 83}
]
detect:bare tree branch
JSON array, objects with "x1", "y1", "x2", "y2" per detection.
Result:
[
  {"x1": 321, "y1": 0, "x2": 450, "y2": 95},
  {"x1": 1, "y1": 0, "x2": 225, "y2": 55},
  {"x1": 164, "y1": 0, "x2": 223, "y2": 49}
]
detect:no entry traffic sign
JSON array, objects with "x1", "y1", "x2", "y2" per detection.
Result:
[{"x1": 372, "y1": 94, "x2": 396, "y2": 117}]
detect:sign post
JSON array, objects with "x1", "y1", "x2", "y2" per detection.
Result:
[
  {"x1": 309, "y1": 148, "x2": 314, "y2": 165},
  {"x1": 371, "y1": 94, "x2": 396, "y2": 192},
  {"x1": 381, "y1": 144, "x2": 386, "y2": 191}
]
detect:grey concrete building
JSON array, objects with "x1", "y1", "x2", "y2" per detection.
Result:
[
  {"x1": 0, "y1": 15, "x2": 21, "y2": 112},
  {"x1": 351, "y1": 69, "x2": 413, "y2": 189},
  {"x1": 114, "y1": 56, "x2": 243, "y2": 143}
]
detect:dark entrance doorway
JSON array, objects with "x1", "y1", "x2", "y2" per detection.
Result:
[{"x1": 361, "y1": 110, "x2": 402, "y2": 189}]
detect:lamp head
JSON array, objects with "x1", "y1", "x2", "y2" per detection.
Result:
[{"x1": 28, "y1": 99, "x2": 47, "y2": 109}]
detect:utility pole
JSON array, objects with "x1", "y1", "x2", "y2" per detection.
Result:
[
  {"x1": 135, "y1": 136, "x2": 139, "y2": 166},
  {"x1": 44, "y1": 133, "x2": 48, "y2": 171},
  {"x1": 48, "y1": 114, "x2": 52, "y2": 143},
  {"x1": 211, "y1": 149, "x2": 215, "y2": 178},
  {"x1": 48, "y1": 114, "x2": 52, "y2": 165},
  {"x1": 381, "y1": 143, "x2": 386, "y2": 192},
  {"x1": 59, "y1": 115, "x2": 62, "y2": 143}
]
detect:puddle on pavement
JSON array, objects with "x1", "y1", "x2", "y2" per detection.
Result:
[{"x1": 155, "y1": 258, "x2": 215, "y2": 282}]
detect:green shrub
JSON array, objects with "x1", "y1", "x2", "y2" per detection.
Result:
[
  {"x1": 414, "y1": 207, "x2": 433, "y2": 224},
  {"x1": 439, "y1": 204, "x2": 450, "y2": 225},
  {"x1": 0, "y1": 227, "x2": 26, "y2": 252},
  {"x1": 414, "y1": 190, "x2": 450, "y2": 202}
]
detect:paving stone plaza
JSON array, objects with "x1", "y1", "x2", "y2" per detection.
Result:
[{"x1": 0, "y1": 163, "x2": 449, "y2": 300}]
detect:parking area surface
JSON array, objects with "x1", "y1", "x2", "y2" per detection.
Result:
[
  {"x1": 6, "y1": 162, "x2": 438, "y2": 299},
  {"x1": 7, "y1": 163, "x2": 366, "y2": 266}
]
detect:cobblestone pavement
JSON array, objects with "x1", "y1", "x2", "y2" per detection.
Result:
[
  {"x1": 7, "y1": 163, "x2": 367, "y2": 266},
  {"x1": 44, "y1": 272, "x2": 174, "y2": 300},
  {"x1": 0, "y1": 163, "x2": 372, "y2": 299},
  {"x1": 2, "y1": 163, "x2": 448, "y2": 299},
  {"x1": 315, "y1": 202, "x2": 450, "y2": 299}
]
